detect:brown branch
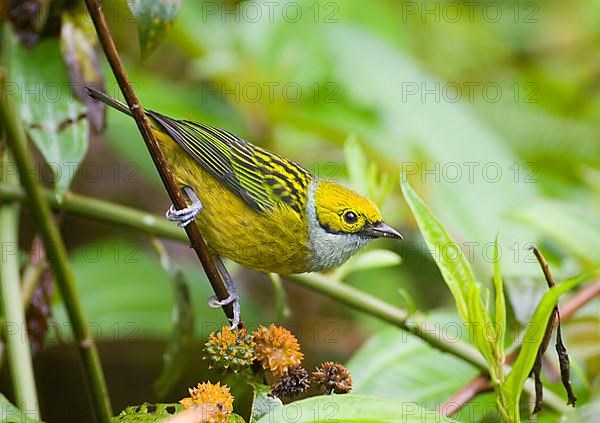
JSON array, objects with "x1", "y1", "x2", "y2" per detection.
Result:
[
  {"x1": 83, "y1": 0, "x2": 234, "y2": 322},
  {"x1": 439, "y1": 278, "x2": 600, "y2": 417},
  {"x1": 437, "y1": 376, "x2": 493, "y2": 417}
]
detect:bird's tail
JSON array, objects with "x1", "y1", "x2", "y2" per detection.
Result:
[{"x1": 85, "y1": 86, "x2": 132, "y2": 116}]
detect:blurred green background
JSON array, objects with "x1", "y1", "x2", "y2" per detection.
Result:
[{"x1": 11, "y1": 0, "x2": 600, "y2": 421}]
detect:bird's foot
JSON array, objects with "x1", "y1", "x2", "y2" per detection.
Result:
[
  {"x1": 208, "y1": 257, "x2": 241, "y2": 329},
  {"x1": 165, "y1": 186, "x2": 203, "y2": 227},
  {"x1": 208, "y1": 293, "x2": 241, "y2": 329}
]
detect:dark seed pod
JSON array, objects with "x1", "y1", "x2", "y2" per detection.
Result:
[
  {"x1": 312, "y1": 362, "x2": 352, "y2": 394},
  {"x1": 271, "y1": 366, "x2": 310, "y2": 399}
]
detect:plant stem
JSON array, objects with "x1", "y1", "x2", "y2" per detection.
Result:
[
  {"x1": 0, "y1": 154, "x2": 39, "y2": 419},
  {"x1": 83, "y1": 0, "x2": 234, "y2": 323},
  {"x1": 1, "y1": 182, "x2": 488, "y2": 369},
  {"x1": 0, "y1": 63, "x2": 113, "y2": 423},
  {"x1": 290, "y1": 272, "x2": 488, "y2": 369},
  {"x1": 0, "y1": 184, "x2": 185, "y2": 241}
]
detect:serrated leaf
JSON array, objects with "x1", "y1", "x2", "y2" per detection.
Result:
[
  {"x1": 502, "y1": 270, "x2": 600, "y2": 422},
  {"x1": 255, "y1": 394, "x2": 458, "y2": 423},
  {"x1": 60, "y1": 10, "x2": 106, "y2": 132},
  {"x1": 129, "y1": 0, "x2": 182, "y2": 58},
  {"x1": 9, "y1": 35, "x2": 89, "y2": 200}
]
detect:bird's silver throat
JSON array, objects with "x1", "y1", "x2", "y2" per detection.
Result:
[{"x1": 305, "y1": 181, "x2": 371, "y2": 272}]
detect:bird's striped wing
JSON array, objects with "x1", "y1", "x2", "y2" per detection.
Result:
[{"x1": 149, "y1": 112, "x2": 311, "y2": 214}]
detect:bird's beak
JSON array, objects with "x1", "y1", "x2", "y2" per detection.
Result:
[{"x1": 362, "y1": 222, "x2": 403, "y2": 240}]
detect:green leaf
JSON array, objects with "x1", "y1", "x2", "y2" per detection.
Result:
[
  {"x1": 335, "y1": 249, "x2": 402, "y2": 280},
  {"x1": 9, "y1": 36, "x2": 89, "y2": 200},
  {"x1": 129, "y1": 0, "x2": 182, "y2": 58},
  {"x1": 344, "y1": 135, "x2": 370, "y2": 197},
  {"x1": 112, "y1": 403, "x2": 181, "y2": 422},
  {"x1": 344, "y1": 136, "x2": 395, "y2": 206},
  {"x1": 347, "y1": 316, "x2": 479, "y2": 410},
  {"x1": 492, "y1": 236, "x2": 506, "y2": 379},
  {"x1": 60, "y1": 10, "x2": 106, "y2": 132},
  {"x1": 152, "y1": 240, "x2": 195, "y2": 399},
  {"x1": 400, "y1": 178, "x2": 474, "y2": 322},
  {"x1": 509, "y1": 199, "x2": 600, "y2": 265},
  {"x1": 0, "y1": 394, "x2": 44, "y2": 422},
  {"x1": 494, "y1": 236, "x2": 506, "y2": 362},
  {"x1": 250, "y1": 382, "x2": 281, "y2": 423},
  {"x1": 255, "y1": 395, "x2": 458, "y2": 423},
  {"x1": 401, "y1": 178, "x2": 500, "y2": 377},
  {"x1": 502, "y1": 270, "x2": 600, "y2": 422}
]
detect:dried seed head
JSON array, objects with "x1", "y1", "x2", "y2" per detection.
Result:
[
  {"x1": 270, "y1": 366, "x2": 310, "y2": 399},
  {"x1": 253, "y1": 324, "x2": 303, "y2": 376},
  {"x1": 179, "y1": 381, "x2": 234, "y2": 422},
  {"x1": 203, "y1": 326, "x2": 255, "y2": 373},
  {"x1": 312, "y1": 362, "x2": 352, "y2": 394}
]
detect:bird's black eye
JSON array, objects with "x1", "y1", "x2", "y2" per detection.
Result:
[{"x1": 343, "y1": 211, "x2": 358, "y2": 224}]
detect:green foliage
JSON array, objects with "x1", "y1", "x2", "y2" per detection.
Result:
[
  {"x1": 59, "y1": 10, "x2": 105, "y2": 132},
  {"x1": 250, "y1": 382, "x2": 282, "y2": 423},
  {"x1": 402, "y1": 176, "x2": 599, "y2": 421},
  {"x1": 9, "y1": 36, "x2": 89, "y2": 200},
  {"x1": 255, "y1": 395, "x2": 458, "y2": 423},
  {"x1": 0, "y1": 394, "x2": 43, "y2": 423},
  {"x1": 347, "y1": 319, "x2": 500, "y2": 423},
  {"x1": 402, "y1": 176, "x2": 506, "y2": 397},
  {"x1": 112, "y1": 403, "x2": 181, "y2": 422},
  {"x1": 333, "y1": 249, "x2": 402, "y2": 280},
  {"x1": 344, "y1": 136, "x2": 395, "y2": 206},
  {"x1": 128, "y1": 0, "x2": 182, "y2": 58},
  {"x1": 509, "y1": 199, "x2": 600, "y2": 265},
  {"x1": 502, "y1": 270, "x2": 600, "y2": 422},
  {"x1": 347, "y1": 314, "x2": 477, "y2": 406}
]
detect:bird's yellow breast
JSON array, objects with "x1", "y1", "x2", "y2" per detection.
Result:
[{"x1": 156, "y1": 131, "x2": 311, "y2": 274}]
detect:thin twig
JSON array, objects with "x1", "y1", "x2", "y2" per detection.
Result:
[
  {"x1": 82, "y1": 0, "x2": 234, "y2": 322},
  {"x1": 0, "y1": 59, "x2": 113, "y2": 423},
  {"x1": 437, "y1": 377, "x2": 492, "y2": 417},
  {"x1": 531, "y1": 247, "x2": 576, "y2": 411}
]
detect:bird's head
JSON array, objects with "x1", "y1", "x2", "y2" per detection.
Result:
[
  {"x1": 305, "y1": 180, "x2": 401, "y2": 272},
  {"x1": 313, "y1": 180, "x2": 402, "y2": 240}
]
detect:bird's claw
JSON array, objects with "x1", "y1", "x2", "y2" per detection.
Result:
[
  {"x1": 165, "y1": 187, "x2": 203, "y2": 227},
  {"x1": 208, "y1": 293, "x2": 241, "y2": 329},
  {"x1": 208, "y1": 293, "x2": 237, "y2": 307}
]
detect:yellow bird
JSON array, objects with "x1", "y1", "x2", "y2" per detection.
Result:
[{"x1": 88, "y1": 88, "x2": 401, "y2": 324}]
